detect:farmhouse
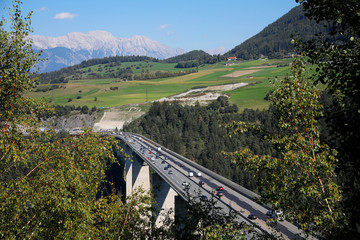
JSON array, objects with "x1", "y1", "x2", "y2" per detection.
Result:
[{"x1": 227, "y1": 56, "x2": 237, "y2": 61}]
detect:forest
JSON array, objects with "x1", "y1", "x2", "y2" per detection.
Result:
[
  {"x1": 163, "y1": 50, "x2": 222, "y2": 64},
  {"x1": 123, "y1": 97, "x2": 279, "y2": 192},
  {"x1": 224, "y1": 5, "x2": 331, "y2": 59}
]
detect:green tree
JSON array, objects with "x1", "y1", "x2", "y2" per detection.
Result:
[
  {"x1": 225, "y1": 57, "x2": 343, "y2": 237},
  {"x1": 177, "y1": 189, "x2": 257, "y2": 239},
  {"x1": 81, "y1": 105, "x2": 89, "y2": 114},
  {"x1": 295, "y1": 1, "x2": 360, "y2": 238},
  {"x1": 0, "y1": 1, "x2": 167, "y2": 239}
]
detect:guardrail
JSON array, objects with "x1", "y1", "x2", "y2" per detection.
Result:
[
  {"x1": 117, "y1": 134, "x2": 188, "y2": 201},
  {"x1": 115, "y1": 132, "x2": 313, "y2": 238},
  {"x1": 128, "y1": 132, "x2": 260, "y2": 201},
  {"x1": 117, "y1": 132, "x2": 271, "y2": 235}
]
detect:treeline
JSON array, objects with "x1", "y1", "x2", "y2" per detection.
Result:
[
  {"x1": 123, "y1": 97, "x2": 279, "y2": 192},
  {"x1": 134, "y1": 69, "x2": 198, "y2": 80},
  {"x1": 163, "y1": 50, "x2": 223, "y2": 65},
  {"x1": 35, "y1": 56, "x2": 159, "y2": 84},
  {"x1": 41, "y1": 105, "x2": 97, "y2": 119},
  {"x1": 175, "y1": 61, "x2": 199, "y2": 68}
]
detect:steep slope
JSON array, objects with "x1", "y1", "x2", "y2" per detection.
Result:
[
  {"x1": 30, "y1": 31, "x2": 186, "y2": 72},
  {"x1": 225, "y1": 6, "x2": 331, "y2": 59}
]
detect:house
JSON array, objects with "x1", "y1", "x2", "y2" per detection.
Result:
[
  {"x1": 227, "y1": 57, "x2": 237, "y2": 61},
  {"x1": 224, "y1": 63, "x2": 235, "y2": 66}
]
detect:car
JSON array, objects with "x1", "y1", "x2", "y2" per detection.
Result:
[
  {"x1": 168, "y1": 170, "x2": 173, "y2": 174},
  {"x1": 266, "y1": 210, "x2": 273, "y2": 217},
  {"x1": 188, "y1": 172, "x2": 194, "y2": 177},
  {"x1": 275, "y1": 210, "x2": 284, "y2": 221},
  {"x1": 266, "y1": 209, "x2": 284, "y2": 221},
  {"x1": 200, "y1": 195, "x2": 208, "y2": 201},
  {"x1": 275, "y1": 210, "x2": 283, "y2": 216},
  {"x1": 167, "y1": 164, "x2": 171, "y2": 168},
  {"x1": 248, "y1": 213, "x2": 257, "y2": 220},
  {"x1": 217, "y1": 186, "x2": 224, "y2": 191},
  {"x1": 197, "y1": 172, "x2": 202, "y2": 177},
  {"x1": 277, "y1": 215, "x2": 285, "y2": 221},
  {"x1": 147, "y1": 157, "x2": 150, "y2": 160},
  {"x1": 182, "y1": 182, "x2": 190, "y2": 189},
  {"x1": 164, "y1": 167, "x2": 168, "y2": 170},
  {"x1": 216, "y1": 191, "x2": 224, "y2": 197},
  {"x1": 161, "y1": 160, "x2": 166, "y2": 164},
  {"x1": 179, "y1": 163, "x2": 185, "y2": 167},
  {"x1": 199, "y1": 180, "x2": 205, "y2": 186},
  {"x1": 149, "y1": 151, "x2": 152, "y2": 154}
]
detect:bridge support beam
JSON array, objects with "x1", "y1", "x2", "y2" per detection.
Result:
[
  {"x1": 125, "y1": 149, "x2": 151, "y2": 197},
  {"x1": 152, "y1": 173, "x2": 178, "y2": 227},
  {"x1": 122, "y1": 140, "x2": 188, "y2": 229}
]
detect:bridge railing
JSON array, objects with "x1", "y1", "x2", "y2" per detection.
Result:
[
  {"x1": 127, "y1": 133, "x2": 261, "y2": 202},
  {"x1": 117, "y1": 134, "x2": 189, "y2": 201}
]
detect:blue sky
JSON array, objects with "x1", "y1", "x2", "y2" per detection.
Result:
[{"x1": 2, "y1": 0, "x2": 299, "y2": 51}]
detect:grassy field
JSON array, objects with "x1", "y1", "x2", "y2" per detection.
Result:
[{"x1": 28, "y1": 59, "x2": 294, "y2": 111}]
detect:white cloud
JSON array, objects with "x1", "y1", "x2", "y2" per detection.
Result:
[
  {"x1": 38, "y1": 7, "x2": 47, "y2": 12},
  {"x1": 159, "y1": 24, "x2": 170, "y2": 30},
  {"x1": 54, "y1": 12, "x2": 78, "y2": 20}
]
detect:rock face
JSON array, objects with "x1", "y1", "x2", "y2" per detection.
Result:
[
  {"x1": 48, "y1": 114, "x2": 97, "y2": 131},
  {"x1": 29, "y1": 31, "x2": 186, "y2": 72}
]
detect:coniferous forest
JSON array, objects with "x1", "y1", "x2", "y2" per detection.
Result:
[{"x1": 123, "y1": 97, "x2": 279, "y2": 192}]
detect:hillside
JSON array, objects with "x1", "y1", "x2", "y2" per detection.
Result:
[
  {"x1": 225, "y1": 6, "x2": 331, "y2": 59},
  {"x1": 162, "y1": 50, "x2": 213, "y2": 63},
  {"x1": 35, "y1": 55, "x2": 199, "y2": 84}
]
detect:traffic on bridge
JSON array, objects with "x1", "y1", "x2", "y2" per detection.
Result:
[{"x1": 116, "y1": 132, "x2": 313, "y2": 240}]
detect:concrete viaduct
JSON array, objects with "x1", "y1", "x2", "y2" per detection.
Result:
[{"x1": 114, "y1": 132, "x2": 311, "y2": 240}]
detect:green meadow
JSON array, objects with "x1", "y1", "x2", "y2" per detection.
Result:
[{"x1": 28, "y1": 59, "x2": 294, "y2": 111}]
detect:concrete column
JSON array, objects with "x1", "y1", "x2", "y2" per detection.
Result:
[
  {"x1": 126, "y1": 152, "x2": 150, "y2": 197},
  {"x1": 125, "y1": 157, "x2": 133, "y2": 197},
  {"x1": 152, "y1": 173, "x2": 178, "y2": 227}
]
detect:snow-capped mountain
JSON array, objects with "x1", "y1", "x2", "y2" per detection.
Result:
[
  {"x1": 29, "y1": 31, "x2": 186, "y2": 72},
  {"x1": 205, "y1": 46, "x2": 228, "y2": 56}
]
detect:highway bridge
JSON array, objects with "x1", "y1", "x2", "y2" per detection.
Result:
[{"x1": 115, "y1": 132, "x2": 311, "y2": 240}]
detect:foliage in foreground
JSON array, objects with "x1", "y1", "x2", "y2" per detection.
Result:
[
  {"x1": 295, "y1": 1, "x2": 360, "y2": 238},
  {"x1": 0, "y1": 1, "x2": 168, "y2": 239},
  {"x1": 225, "y1": 58, "x2": 343, "y2": 237}
]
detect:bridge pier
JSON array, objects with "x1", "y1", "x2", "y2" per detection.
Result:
[
  {"x1": 120, "y1": 139, "x2": 188, "y2": 229},
  {"x1": 125, "y1": 150, "x2": 151, "y2": 196},
  {"x1": 152, "y1": 172, "x2": 178, "y2": 227}
]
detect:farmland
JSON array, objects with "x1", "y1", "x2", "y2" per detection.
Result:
[{"x1": 28, "y1": 58, "x2": 294, "y2": 111}]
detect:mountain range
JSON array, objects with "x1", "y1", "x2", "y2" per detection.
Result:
[
  {"x1": 30, "y1": 5, "x2": 326, "y2": 72},
  {"x1": 30, "y1": 31, "x2": 188, "y2": 72}
]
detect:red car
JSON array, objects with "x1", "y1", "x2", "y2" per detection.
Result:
[{"x1": 217, "y1": 186, "x2": 224, "y2": 191}]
